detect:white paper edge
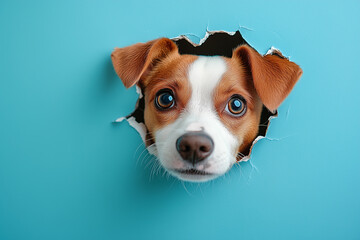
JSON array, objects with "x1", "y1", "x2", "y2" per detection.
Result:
[{"x1": 114, "y1": 32, "x2": 283, "y2": 162}]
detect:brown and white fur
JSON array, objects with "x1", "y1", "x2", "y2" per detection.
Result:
[{"x1": 111, "y1": 38, "x2": 302, "y2": 182}]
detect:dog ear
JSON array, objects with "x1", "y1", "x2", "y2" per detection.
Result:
[
  {"x1": 111, "y1": 38, "x2": 178, "y2": 88},
  {"x1": 234, "y1": 45, "x2": 302, "y2": 111}
]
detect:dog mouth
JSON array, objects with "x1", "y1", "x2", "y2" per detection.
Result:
[{"x1": 173, "y1": 168, "x2": 213, "y2": 176}]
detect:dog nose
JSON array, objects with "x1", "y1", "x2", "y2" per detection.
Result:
[{"x1": 176, "y1": 132, "x2": 214, "y2": 165}]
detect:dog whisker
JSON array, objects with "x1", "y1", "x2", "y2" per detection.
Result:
[
  {"x1": 113, "y1": 32, "x2": 301, "y2": 182},
  {"x1": 134, "y1": 142, "x2": 147, "y2": 161},
  {"x1": 181, "y1": 181, "x2": 193, "y2": 196},
  {"x1": 136, "y1": 147, "x2": 152, "y2": 166}
]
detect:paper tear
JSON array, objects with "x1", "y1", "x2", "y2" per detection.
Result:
[
  {"x1": 265, "y1": 46, "x2": 290, "y2": 60},
  {"x1": 266, "y1": 46, "x2": 280, "y2": 55},
  {"x1": 286, "y1": 106, "x2": 291, "y2": 120},
  {"x1": 114, "y1": 117, "x2": 125, "y2": 123},
  {"x1": 199, "y1": 30, "x2": 236, "y2": 45},
  {"x1": 135, "y1": 85, "x2": 143, "y2": 98},
  {"x1": 238, "y1": 24, "x2": 254, "y2": 31},
  {"x1": 113, "y1": 30, "x2": 291, "y2": 163},
  {"x1": 127, "y1": 116, "x2": 146, "y2": 142},
  {"x1": 172, "y1": 30, "x2": 238, "y2": 53}
]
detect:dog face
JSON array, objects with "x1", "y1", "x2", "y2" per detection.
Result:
[{"x1": 112, "y1": 38, "x2": 302, "y2": 182}]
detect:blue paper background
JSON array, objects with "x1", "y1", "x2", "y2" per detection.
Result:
[{"x1": 1, "y1": 0, "x2": 359, "y2": 239}]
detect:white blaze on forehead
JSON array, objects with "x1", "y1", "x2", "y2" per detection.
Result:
[
  {"x1": 187, "y1": 56, "x2": 227, "y2": 112},
  {"x1": 185, "y1": 122, "x2": 204, "y2": 132},
  {"x1": 153, "y1": 56, "x2": 239, "y2": 181}
]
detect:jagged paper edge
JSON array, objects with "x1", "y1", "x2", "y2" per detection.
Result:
[{"x1": 114, "y1": 30, "x2": 285, "y2": 162}]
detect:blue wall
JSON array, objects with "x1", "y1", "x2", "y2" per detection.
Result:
[{"x1": 1, "y1": 0, "x2": 359, "y2": 239}]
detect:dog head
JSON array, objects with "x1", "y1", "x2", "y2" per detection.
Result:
[{"x1": 111, "y1": 38, "x2": 302, "y2": 182}]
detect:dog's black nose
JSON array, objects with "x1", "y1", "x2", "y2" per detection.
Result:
[{"x1": 176, "y1": 132, "x2": 214, "y2": 165}]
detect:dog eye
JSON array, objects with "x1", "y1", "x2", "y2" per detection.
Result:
[
  {"x1": 155, "y1": 89, "x2": 175, "y2": 110},
  {"x1": 226, "y1": 95, "x2": 246, "y2": 116}
]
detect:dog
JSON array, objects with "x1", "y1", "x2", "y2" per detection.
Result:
[{"x1": 111, "y1": 37, "x2": 302, "y2": 182}]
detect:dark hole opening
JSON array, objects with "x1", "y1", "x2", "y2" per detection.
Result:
[
  {"x1": 173, "y1": 30, "x2": 275, "y2": 138},
  {"x1": 125, "y1": 30, "x2": 277, "y2": 157}
]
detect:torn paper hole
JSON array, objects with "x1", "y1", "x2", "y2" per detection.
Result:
[{"x1": 114, "y1": 30, "x2": 281, "y2": 162}]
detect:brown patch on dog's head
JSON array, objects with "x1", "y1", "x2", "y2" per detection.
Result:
[
  {"x1": 111, "y1": 38, "x2": 198, "y2": 145},
  {"x1": 233, "y1": 45, "x2": 303, "y2": 112},
  {"x1": 111, "y1": 38, "x2": 178, "y2": 88},
  {"x1": 112, "y1": 39, "x2": 302, "y2": 159},
  {"x1": 214, "y1": 45, "x2": 302, "y2": 157},
  {"x1": 143, "y1": 54, "x2": 198, "y2": 143},
  {"x1": 214, "y1": 57, "x2": 263, "y2": 157}
]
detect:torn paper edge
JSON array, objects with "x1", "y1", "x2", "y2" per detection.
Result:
[
  {"x1": 114, "y1": 30, "x2": 286, "y2": 163},
  {"x1": 239, "y1": 113, "x2": 278, "y2": 162},
  {"x1": 116, "y1": 116, "x2": 147, "y2": 142},
  {"x1": 172, "y1": 30, "x2": 237, "y2": 47},
  {"x1": 266, "y1": 46, "x2": 280, "y2": 55}
]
